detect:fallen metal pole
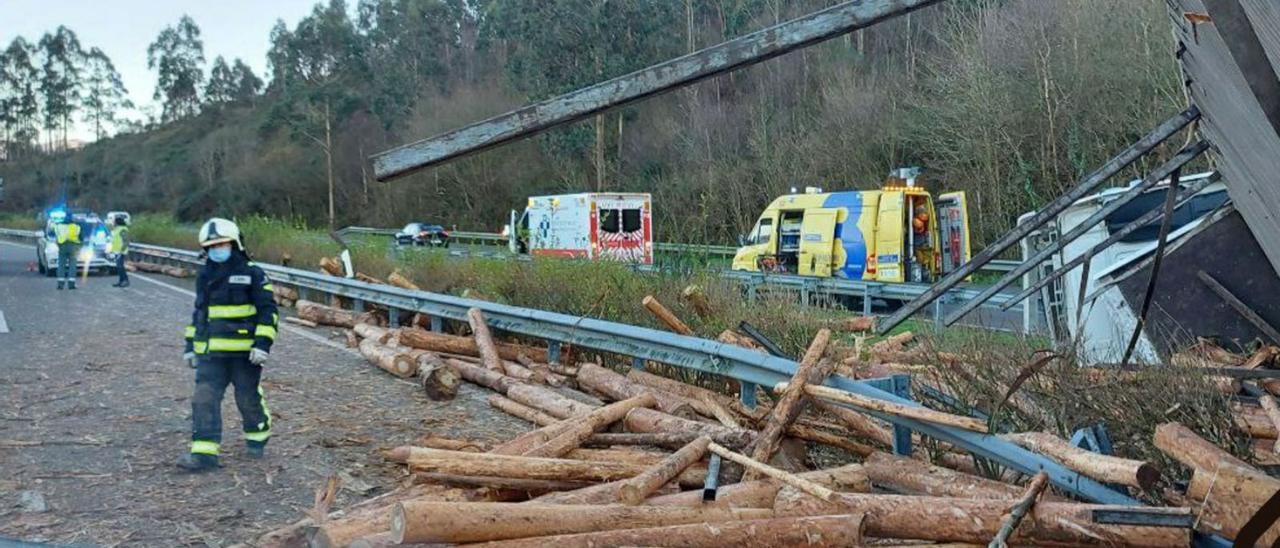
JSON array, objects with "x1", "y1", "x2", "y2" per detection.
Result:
[
  {"x1": 371, "y1": 0, "x2": 944, "y2": 181},
  {"x1": 876, "y1": 106, "x2": 1200, "y2": 334},
  {"x1": 943, "y1": 140, "x2": 1209, "y2": 326},
  {"x1": 999, "y1": 173, "x2": 1220, "y2": 312}
]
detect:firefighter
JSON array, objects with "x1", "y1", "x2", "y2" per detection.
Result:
[
  {"x1": 109, "y1": 216, "x2": 130, "y2": 288},
  {"x1": 178, "y1": 218, "x2": 279, "y2": 472},
  {"x1": 51, "y1": 211, "x2": 81, "y2": 290}
]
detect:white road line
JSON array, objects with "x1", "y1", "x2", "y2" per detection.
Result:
[
  {"x1": 0, "y1": 310, "x2": 8, "y2": 334},
  {"x1": 0, "y1": 239, "x2": 354, "y2": 354}
]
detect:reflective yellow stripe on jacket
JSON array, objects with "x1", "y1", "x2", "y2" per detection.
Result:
[
  {"x1": 209, "y1": 304, "x2": 257, "y2": 319},
  {"x1": 207, "y1": 338, "x2": 255, "y2": 352}
]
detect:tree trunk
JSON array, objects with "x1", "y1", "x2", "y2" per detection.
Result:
[
  {"x1": 832, "y1": 316, "x2": 877, "y2": 332},
  {"x1": 618, "y1": 436, "x2": 712, "y2": 504},
  {"x1": 297, "y1": 300, "x2": 357, "y2": 328},
  {"x1": 641, "y1": 295, "x2": 694, "y2": 335},
  {"x1": 583, "y1": 432, "x2": 713, "y2": 450},
  {"x1": 252, "y1": 484, "x2": 445, "y2": 548},
  {"x1": 1187, "y1": 461, "x2": 1280, "y2": 544},
  {"x1": 624, "y1": 407, "x2": 755, "y2": 449},
  {"x1": 680, "y1": 285, "x2": 713, "y2": 317},
  {"x1": 412, "y1": 473, "x2": 590, "y2": 494},
  {"x1": 283, "y1": 317, "x2": 318, "y2": 328},
  {"x1": 627, "y1": 369, "x2": 753, "y2": 420},
  {"x1": 387, "y1": 271, "x2": 419, "y2": 290},
  {"x1": 523, "y1": 394, "x2": 657, "y2": 458},
  {"x1": 306, "y1": 484, "x2": 468, "y2": 548},
  {"x1": 861, "y1": 452, "x2": 1030, "y2": 500},
  {"x1": 1232, "y1": 401, "x2": 1278, "y2": 438},
  {"x1": 352, "y1": 323, "x2": 393, "y2": 344},
  {"x1": 711, "y1": 442, "x2": 838, "y2": 502},
  {"x1": 505, "y1": 383, "x2": 597, "y2": 419},
  {"x1": 466, "y1": 514, "x2": 865, "y2": 548},
  {"x1": 747, "y1": 329, "x2": 832, "y2": 479},
  {"x1": 869, "y1": 331, "x2": 914, "y2": 355},
  {"x1": 417, "y1": 353, "x2": 459, "y2": 400},
  {"x1": 646, "y1": 463, "x2": 869, "y2": 508},
  {"x1": 348, "y1": 531, "x2": 432, "y2": 548},
  {"x1": 488, "y1": 394, "x2": 559, "y2": 426},
  {"x1": 325, "y1": 100, "x2": 335, "y2": 230},
  {"x1": 391, "y1": 501, "x2": 774, "y2": 544},
  {"x1": 446, "y1": 358, "x2": 520, "y2": 394},
  {"x1": 775, "y1": 491, "x2": 1191, "y2": 547},
  {"x1": 400, "y1": 327, "x2": 550, "y2": 363},
  {"x1": 1153, "y1": 422, "x2": 1251, "y2": 471},
  {"x1": 358, "y1": 339, "x2": 417, "y2": 378},
  {"x1": 786, "y1": 424, "x2": 876, "y2": 457},
  {"x1": 791, "y1": 383, "x2": 989, "y2": 432},
  {"x1": 1002, "y1": 431, "x2": 1159, "y2": 489},
  {"x1": 467, "y1": 308, "x2": 506, "y2": 373},
  {"x1": 577, "y1": 363, "x2": 698, "y2": 418},
  {"x1": 815, "y1": 400, "x2": 894, "y2": 447},
  {"x1": 989, "y1": 471, "x2": 1050, "y2": 548},
  {"x1": 717, "y1": 330, "x2": 768, "y2": 353}
]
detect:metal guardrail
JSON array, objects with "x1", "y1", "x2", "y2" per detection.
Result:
[{"x1": 63, "y1": 236, "x2": 1128, "y2": 507}]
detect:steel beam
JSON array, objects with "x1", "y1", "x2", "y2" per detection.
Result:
[
  {"x1": 371, "y1": 0, "x2": 944, "y2": 181},
  {"x1": 999, "y1": 173, "x2": 1219, "y2": 311},
  {"x1": 943, "y1": 140, "x2": 1209, "y2": 326},
  {"x1": 876, "y1": 106, "x2": 1201, "y2": 334}
]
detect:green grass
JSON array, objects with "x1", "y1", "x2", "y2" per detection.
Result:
[{"x1": 0, "y1": 213, "x2": 41, "y2": 230}]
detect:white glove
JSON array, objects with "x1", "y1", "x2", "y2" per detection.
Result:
[
  {"x1": 249, "y1": 348, "x2": 270, "y2": 366},
  {"x1": 184, "y1": 352, "x2": 197, "y2": 368}
]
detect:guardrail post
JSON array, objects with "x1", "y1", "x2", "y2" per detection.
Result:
[
  {"x1": 631, "y1": 357, "x2": 645, "y2": 371},
  {"x1": 353, "y1": 299, "x2": 365, "y2": 313},
  {"x1": 739, "y1": 381, "x2": 758, "y2": 408},
  {"x1": 389, "y1": 307, "x2": 400, "y2": 328},
  {"x1": 746, "y1": 280, "x2": 758, "y2": 303},
  {"x1": 546, "y1": 340, "x2": 562, "y2": 364},
  {"x1": 430, "y1": 315, "x2": 443, "y2": 333},
  {"x1": 932, "y1": 297, "x2": 945, "y2": 332},
  {"x1": 890, "y1": 374, "x2": 913, "y2": 456}
]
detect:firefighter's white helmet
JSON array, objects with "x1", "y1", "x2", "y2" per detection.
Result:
[{"x1": 198, "y1": 218, "x2": 243, "y2": 250}]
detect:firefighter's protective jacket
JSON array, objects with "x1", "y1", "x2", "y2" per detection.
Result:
[{"x1": 185, "y1": 251, "x2": 278, "y2": 356}]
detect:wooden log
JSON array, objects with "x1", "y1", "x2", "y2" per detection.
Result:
[
  {"x1": 646, "y1": 463, "x2": 869, "y2": 508},
  {"x1": 717, "y1": 329, "x2": 767, "y2": 353},
  {"x1": 785, "y1": 382, "x2": 989, "y2": 433},
  {"x1": 1001, "y1": 431, "x2": 1159, "y2": 489},
  {"x1": 1232, "y1": 402, "x2": 1279, "y2": 438},
  {"x1": 446, "y1": 358, "x2": 520, "y2": 394},
  {"x1": 467, "y1": 308, "x2": 505, "y2": 373},
  {"x1": 308, "y1": 485, "x2": 470, "y2": 548},
  {"x1": 786, "y1": 424, "x2": 876, "y2": 457},
  {"x1": 1188, "y1": 460, "x2": 1280, "y2": 544},
  {"x1": 488, "y1": 394, "x2": 559, "y2": 426},
  {"x1": 498, "y1": 358, "x2": 546, "y2": 384},
  {"x1": 467, "y1": 514, "x2": 865, "y2": 548},
  {"x1": 548, "y1": 362, "x2": 578, "y2": 377},
  {"x1": 283, "y1": 316, "x2": 319, "y2": 328},
  {"x1": 399, "y1": 327, "x2": 550, "y2": 363},
  {"x1": 417, "y1": 353, "x2": 459, "y2": 400},
  {"x1": 641, "y1": 295, "x2": 694, "y2": 335},
  {"x1": 700, "y1": 394, "x2": 740, "y2": 428},
  {"x1": 414, "y1": 436, "x2": 488, "y2": 452},
  {"x1": 348, "y1": 531, "x2": 431, "y2": 548},
  {"x1": 709, "y1": 442, "x2": 838, "y2": 502},
  {"x1": 627, "y1": 369, "x2": 754, "y2": 421},
  {"x1": 1261, "y1": 396, "x2": 1280, "y2": 453},
  {"x1": 814, "y1": 400, "x2": 894, "y2": 447},
  {"x1": 862, "y1": 452, "x2": 1024, "y2": 500},
  {"x1": 358, "y1": 338, "x2": 418, "y2": 378},
  {"x1": 618, "y1": 436, "x2": 712, "y2": 504},
  {"x1": 565, "y1": 447, "x2": 670, "y2": 465},
  {"x1": 489, "y1": 420, "x2": 576, "y2": 457},
  {"x1": 775, "y1": 491, "x2": 1191, "y2": 547},
  {"x1": 516, "y1": 354, "x2": 565, "y2": 386},
  {"x1": 577, "y1": 363, "x2": 697, "y2": 418},
  {"x1": 401, "y1": 447, "x2": 665, "y2": 482},
  {"x1": 989, "y1": 471, "x2": 1049, "y2": 548},
  {"x1": 583, "y1": 432, "x2": 710, "y2": 450},
  {"x1": 390, "y1": 501, "x2": 774, "y2": 544},
  {"x1": 253, "y1": 484, "x2": 445, "y2": 548},
  {"x1": 412, "y1": 473, "x2": 591, "y2": 494},
  {"x1": 746, "y1": 329, "x2": 832, "y2": 480},
  {"x1": 343, "y1": 329, "x2": 359, "y2": 348},
  {"x1": 832, "y1": 316, "x2": 877, "y2": 333},
  {"x1": 506, "y1": 383, "x2": 597, "y2": 419},
  {"x1": 387, "y1": 270, "x2": 420, "y2": 290},
  {"x1": 297, "y1": 299, "x2": 358, "y2": 328},
  {"x1": 869, "y1": 331, "x2": 915, "y2": 355},
  {"x1": 624, "y1": 408, "x2": 755, "y2": 449},
  {"x1": 523, "y1": 394, "x2": 657, "y2": 458},
  {"x1": 318, "y1": 256, "x2": 344, "y2": 276},
  {"x1": 680, "y1": 284, "x2": 714, "y2": 318},
  {"x1": 274, "y1": 284, "x2": 300, "y2": 301},
  {"x1": 1244, "y1": 346, "x2": 1280, "y2": 369},
  {"x1": 352, "y1": 323, "x2": 394, "y2": 344}
]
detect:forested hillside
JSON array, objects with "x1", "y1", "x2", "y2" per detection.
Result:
[{"x1": 0, "y1": 0, "x2": 1185, "y2": 244}]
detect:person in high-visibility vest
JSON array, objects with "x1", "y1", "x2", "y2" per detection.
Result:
[
  {"x1": 109, "y1": 217, "x2": 130, "y2": 288},
  {"x1": 178, "y1": 217, "x2": 279, "y2": 472},
  {"x1": 51, "y1": 213, "x2": 81, "y2": 290}
]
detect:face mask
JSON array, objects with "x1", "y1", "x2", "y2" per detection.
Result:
[{"x1": 208, "y1": 247, "x2": 232, "y2": 263}]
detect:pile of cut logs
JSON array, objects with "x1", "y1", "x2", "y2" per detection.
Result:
[{"x1": 258, "y1": 287, "x2": 1280, "y2": 547}]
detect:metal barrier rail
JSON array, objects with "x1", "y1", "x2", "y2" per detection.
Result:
[{"x1": 104, "y1": 237, "x2": 1132, "y2": 506}]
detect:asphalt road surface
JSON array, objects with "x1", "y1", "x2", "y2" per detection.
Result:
[{"x1": 0, "y1": 240, "x2": 526, "y2": 546}]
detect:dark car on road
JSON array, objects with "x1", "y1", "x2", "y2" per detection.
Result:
[{"x1": 395, "y1": 222, "x2": 450, "y2": 248}]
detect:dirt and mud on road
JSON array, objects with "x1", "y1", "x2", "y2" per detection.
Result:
[{"x1": 0, "y1": 241, "x2": 526, "y2": 546}]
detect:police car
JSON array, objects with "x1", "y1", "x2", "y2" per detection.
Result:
[{"x1": 35, "y1": 209, "x2": 114, "y2": 276}]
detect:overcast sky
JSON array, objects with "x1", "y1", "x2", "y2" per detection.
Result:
[{"x1": 2, "y1": 0, "x2": 321, "y2": 139}]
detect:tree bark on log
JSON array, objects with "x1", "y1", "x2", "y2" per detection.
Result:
[
  {"x1": 390, "y1": 501, "x2": 774, "y2": 544},
  {"x1": 318, "y1": 256, "x2": 344, "y2": 276},
  {"x1": 416, "y1": 353, "x2": 459, "y2": 400},
  {"x1": 832, "y1": 316, "x2": 877, "y2": 333},
  {"x1": 412, "y1": 473, "x2": 591, "y2": 494},
  {"x1": 1153, "y1": 422, "x2": 1251, "y2": 471},
  {"x1": 786, "y1": 424, "x2": 876, "y2": 456},
  {"x1": 869, "y1": 331, "x2": 914, "y2": 355},
  {"x1": 505, "y1": 384, "x2": 597, "y2": 419},
  {"x1": 466, "y1": 514, "x2": 865, "y2": 548},
  {"x1": 352, "y1": 323, "x2": 394, "y2": 344},
  {"x1": 710, "y1": 442, "x2": 838, "y2": 501},
  {"x1": 627, "y1": 369, "x2": 754, "y2": 421},
  {"x1": 775, "y1": 490, "x2": 1191, "y2": 547},
  {"x1": 446, "y1": 358, "x2": 520, "y2": 394},
  {"x1": 791, "y1": 383, "x2": 989, "y2": 432},
  {"x1": 488, "y1": 394, "x2": 559, "y2": 426},
  {"x1": 1002, "y1": 431, "x2": 1159, "y2": 489},
  {"x1": 645, "y1": 463, "x2": 869, "y2": 508},
  {"x1": 1231, "y1": 402, "x2": 1278, "y2": 438},
  {"x1": 297, "y1": 300, "x2": 357, "y2": 328},
  {"x1": 252, "y1": 484, "x2": 446, "y2": 548},
  {"x1": 641, "y1": 295, "x2": 694, "y2": 335},
  {"x1": 815, "y1": 400, "x2": 894, "y2": 447},
  {"x1": 414, "y1": 436, "x2": 487, "y2": 452},
  {"x1": 348, "y1": 531, "x2": 432, "y2": 548},
  {"x1": 1260, "y1": 396, "x2": 1280, "y2": 453},
  {"x1": 283, "y1": 316, "x2": 318, "y2": 328},
  {"x1": 582, "y1": 432, "x2": 711, "y2": 450},
  {"x1": 358, "y1": 339, "x2": 417, "y2": 378},
  {"x1": 467, "y1": 308, "x2": 506, "y2": 373},
  {"x1": 680, "y1": 284, "x2": 714, "y2": 317},
  {"x1": 307, "y1": 485, "x2": 471, "y2": 548},
  {"x1": 746, "y1": 329, "x2": 832, "y2": 480},
  {"x1": 1187, "y1": 460, "x2": 1280, "y2": 544},
  {"x1": 400, "y1": 327, "x2": 550, "y2": 363},
  {"x1": 618, "y1": 436, "x2": 711, "y2": 504},
  {"x1": 624, "y1": 407, "x2": 755, "y2": 449},
  {"x1": 387, "y1": 271, "x2": 419, "y2": 290},
  {"x1": 577, "y1": 363, "x2": 698, "y2": 418},
  {"x1": 717, "y1": 329, "x2": 767, "y2": 352},
  {"x1": 523, "y1": 394, "x2": 657, "y2": 458},
  {"x1": 397, "y1": 447, "x2": 707, "y2": 486},
  {"x1": 989, "y1": 471, "x2": 1050, "y2": 548},
  {"x1": 862, "y1": 452, "x2": 1027, "y2": 500}
]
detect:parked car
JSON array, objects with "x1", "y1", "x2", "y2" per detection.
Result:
[
  {"x1": 36, "y1": 209, "x2": 113, "y2": 276},
  {"x1": 395, "y1": 222, "x2": 450, "y2": 247}
]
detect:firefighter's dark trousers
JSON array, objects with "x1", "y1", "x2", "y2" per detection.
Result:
[
  {"x1": 56, "y1": 245, "x2": 76, "y2": 283},
  {"x1": 189, "y1": 355, "x2": 271, "y2": 456}
]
